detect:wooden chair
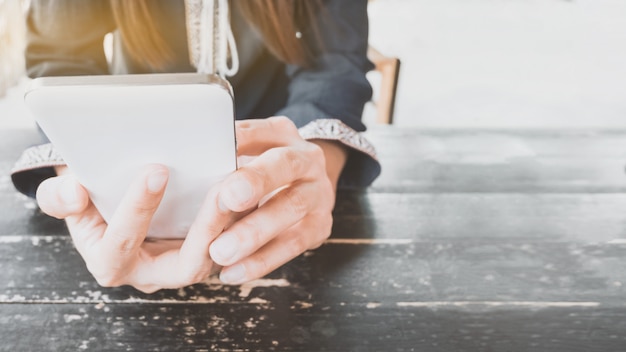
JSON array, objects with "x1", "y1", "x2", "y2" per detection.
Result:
[{"x1": 367, "y1": 45, "x2": 401, "y2": 125}]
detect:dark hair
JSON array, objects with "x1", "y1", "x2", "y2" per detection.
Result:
[{"x1": 109, "y1": 0, "x2": 322, "y2": 70}]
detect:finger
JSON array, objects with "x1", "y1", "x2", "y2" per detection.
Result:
[
  {"x1": 36, "y1": 175, "x2": 90, "y2": 219},
  {"x1": 218, "y1": 215, "x2": 333, "y2": 284},
  {"x1": 174, "y1": 183, "x2": 234, "y2": 285},
  {"x1": 210, "y1": 182, "x2": 322, "y2": 266},
  {"x1": 126, "y1": 248, "x2": 181, "y2": 292},
  {"x1": 128, "y1": 243, "x2": 220, "y2": 291},
  {"x1": 99, "y1": 164, "x2": 169, "y2": 262},
  {"x1": 219, "y1": 143, "x2": 323, "y2": 212},
  {"x1": 65, "y1": 202, "x2": 108, "y2": 258},
  {"x1": 123, "y1": 185, "x2": 248, "y2": 291},
  {"x1": 236, "y1": 116, "x2": 300, "y2": 155}
]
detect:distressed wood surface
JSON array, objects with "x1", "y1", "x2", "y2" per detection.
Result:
[
  {"x1": 365, "y1": 128, "x2": 626, "y2": 193},
  {"x1": 2, "y1": 238, "x2": 626, "y2": 305},
  {"x1": 2, "y1": 128, "x2": 626, "y2": 351},
  {"x1": 2, "y1": 304, "x2": 626, "y2": 352}
]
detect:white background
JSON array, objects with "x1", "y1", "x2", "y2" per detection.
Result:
[
  {"x1": 365, "y1": 0, "x2": 626, "y2": 128},
  {"x1": 2, "y1": 0, "x2": 626, "y2": 129}
]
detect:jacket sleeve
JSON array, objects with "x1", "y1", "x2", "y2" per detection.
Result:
[
  {"x1": 277, "y1": 0, "x2": 381, "y2": 188},
  {"x1": 12, "y1": 0, "x2": 116, "y2": 198},
  {"x1": 25, "y1": 0, "x2": 115, "y2": 78}
]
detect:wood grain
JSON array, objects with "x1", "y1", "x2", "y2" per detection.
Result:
[
  {"x1": 3, "y1": 238, "x2": 626, "y2": 306},
  {"x1": 1, "y1": 304, "x2": 625, "y2": 352},
  {"x1": 4, "y1": 128, "x2": 626, "y2": 351},
  {"x1": 5, "y1": 128, "x2": 626, "y2": 194},
  {"x1": 366, "y1": 128, "x2": 626, "y2": 193}
]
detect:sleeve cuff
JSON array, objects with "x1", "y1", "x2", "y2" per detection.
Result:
[
  {"x1": 11, "y1": 143, "x2": 66, "y2": 198},
  {"x1": 298, "y1": 119, "x2": 381, "y2": 188},
  {"x1": 11, "y1": 120, "x2": 382, "y2": 195}
]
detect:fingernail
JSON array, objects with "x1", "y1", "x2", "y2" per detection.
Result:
[
  {"x1": 221, "y1": 179, "x2": 253, "y2": 209},
  {"x1": 147, "y1": 169, "x2": 168, "y2": 193},
  {"x1": 220, "y1": 263, "x2": 246, "y2": 284},
  {"x1": 60, "y1": 178, "x2": 78, "y2": 204},
  {"x1": 210, "y1": 233, "x2": 239, "y2": 263}
]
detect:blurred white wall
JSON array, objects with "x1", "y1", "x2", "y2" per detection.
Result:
[
  {"x1": 0, "y1": 0, "x2": 27, "y2": 98},
  {"x1": 0, "y1": 0, "x2": 32, "y2": 129},
  {"x1": 0, "y1": 78, "x2": 32, "y2": 129},
  {"x1": 367, "y1": 0, "x2": 626, "y2": 128},
  {"x1": 3, "y1": 0, "x2": 626, "y2": 130}
]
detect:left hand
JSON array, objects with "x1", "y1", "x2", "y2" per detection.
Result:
[
  {"x1": 37, "y1": 164, "x2": 232, "y2": 293},
  {"x1": 209, "y1": 116, "x2": 346, "y2": 284}
]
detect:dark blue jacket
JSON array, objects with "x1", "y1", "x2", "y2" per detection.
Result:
[{"x1": 13, "y1": 0, "x2": 380, "y2": 196}]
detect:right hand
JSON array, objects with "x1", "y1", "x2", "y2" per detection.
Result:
[{"x1": 36, "y1": 164, "x2": 231, "y2": 293}]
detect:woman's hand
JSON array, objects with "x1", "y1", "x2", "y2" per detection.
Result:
[
  {"x1": 36, "y1": 164, "x2": 231, "y2": 293},
  {"x1": 209, "y1": 116, "x2": 347, "y2": 284},
  {"x1": 37, "y1": 116, "x2": 346, "y2": 291}
]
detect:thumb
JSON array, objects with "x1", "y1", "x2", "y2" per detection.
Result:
[{"x1": 36, "y1": 175, "x2": 90, "y2": 219}]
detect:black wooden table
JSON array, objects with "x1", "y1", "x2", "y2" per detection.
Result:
[{"x1": 2, "y1": 127, "x2": 626, "y2": 351}]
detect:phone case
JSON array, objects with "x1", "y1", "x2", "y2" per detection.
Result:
[{"x1": 25, "y1": 73, "x2": 237, "y2": 239}]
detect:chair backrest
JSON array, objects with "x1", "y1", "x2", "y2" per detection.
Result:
[{"x1": 367, "y1": 45, "x2": 401, "y2": 125}]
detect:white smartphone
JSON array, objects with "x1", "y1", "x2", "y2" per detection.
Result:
[{"x1": 25, "y1": 73, "x2": 237, "y2": 239}]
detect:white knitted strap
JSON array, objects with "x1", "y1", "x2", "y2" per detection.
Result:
[
  {"x1": 217, "y1": 0, "x2": 239, "y2": 77},
  {"x1": 186, "y1": 0, "x2": 239, "y2": 77}
]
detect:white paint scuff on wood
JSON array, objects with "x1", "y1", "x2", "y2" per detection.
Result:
[
  {"x1": 237, "y1": 278, "x2": 290, "y2": 298},
  {"x1": 0, "y1": 235, "x2": 68, "y2": 244},
  {"x1": 63, "y1": 314, "x2": 85, "y2": 323}
]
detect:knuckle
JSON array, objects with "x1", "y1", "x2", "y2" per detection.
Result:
[
  {"x1": 312, "y1": 175, "x2": 335, "y2": 210},
  {"x1": 240, "y1": 166, "x2": 267, "y2": 193},
  {"x1": 87, "y1": 264, "x2": 123, "y2": 287},
  {"x1": 321, "y1": 181, "x2": 336, "y2": 209},
  {"x1": 180, "y1": 257, "x2": 215, "y2": 286},
  {"x1": 238, "y1": 218, "x2": 264, "y2": 250},
  {"x1": 288, "y1": 232, "x2": 310, "y2": 256},
  {"x1": 235, "y1": 120, "x2": 252, "y2": 133},
  {"x1": 202, "y1": 221, "x2": 226, "y2": 239},
  {"x1": 307, "y1": 141, "x2": 325, "y2": 161},
  {"x1": 235, "y1": 124, "x2": 252, "y2": 145},
  {"x1": 247, "y1": 257, "x2": 270, "y2": 280},
  {"x1": 310, "y1": 215, "x2": 334, "y2": 250},
  {"x1": 282, "y1": 187, "x2": 309, "y2": 217},
  {"x1": 303, "y1": 142, "x2": 326, "y2": 178},
  {"x1": 271, "y1": 116, "x2": 298, "y2": 135},
  {"x1": 321, "y1": 214, "x2": 334, "y2": 238},
  {"x1": 130, "y1": 198, "x2": 160, "y2": 221},
  {"x1": 227, "y1": 168, "x2": 264, "y2": 209},
  {"x1": 179, "y1": 266, "x2": 207, "y2": 287},
  {"x1": 278, "y1": 147, "x2": 305, "y2": 179},
  {"x1": 107, "y1": 232, "x2": 138, "y2": 255}
]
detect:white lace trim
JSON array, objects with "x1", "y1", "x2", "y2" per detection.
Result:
[
  {"x1": 298, "y1": 119, "x2": 378, "y2": 161},
  {"x1": 12, "y1": 120, "x2": 378, "y2": 175},
  {"x1": 11, "y1": 143, "x2": 66, "y2": 174}
]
